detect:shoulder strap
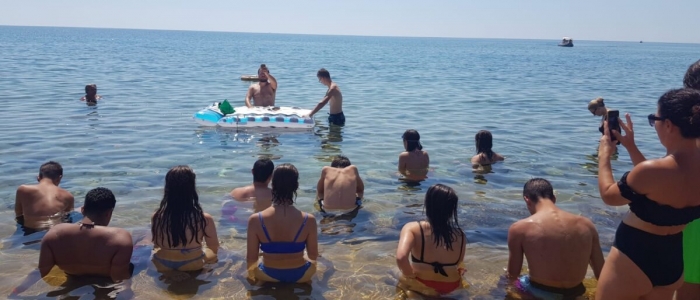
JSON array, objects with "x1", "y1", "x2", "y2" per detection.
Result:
[
  {"x1": 293, "y1": 213, "x2": 309, "y2": 242},
  {"x1": 417, "y1": 221, "x2": 426, "y2": 262},
  {"x1": 259, "y1": 213, "x2": 272, "y2": 242}
]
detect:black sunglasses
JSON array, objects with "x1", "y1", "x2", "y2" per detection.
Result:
[{"x1": 647, "y1": 114, "x2": 667, "y2": 127}]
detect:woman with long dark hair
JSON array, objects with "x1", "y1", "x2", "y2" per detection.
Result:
[
  {"x1": 396, "y1": 184, "x2": 467, "y2": 296},
  {"x1": 151, "y1": 165, "x2": 219, "y2": 272},
  {"x1": 398, "y1": 129, "x2": 430, "y2": 181},
  {"x1": 471, "y1": 130, "x2": 505, "y2": 166},
  {"x1": 596, "y1": 88, "x2": 700, "y2": 299},
  {"x1": 246, "y1": 163, "x2": 318, "y2": 283}
]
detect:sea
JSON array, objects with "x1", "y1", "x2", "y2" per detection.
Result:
[{"x1": 0, "y1": 25, "x2": 698, "y2": 299}]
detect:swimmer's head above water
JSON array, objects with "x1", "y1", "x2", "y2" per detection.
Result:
[
  {"x1": 252, "y1": 158, "x2": 274, "y2": 184},
  {"x1": 38, "y1": 161, "x2": 63, "y2": 185},
  {"x1": 82, "y1": 187, "x2": 117, "y2": 226},
  {"x1": 317, "y1": 68, "x2": 331, "y2": 85},
  {"x1": 330, "y1": 155, "x2": 351, "y2": 168},
  {"x1": 258, "y1": 64, "x2": 269, "y2": 83},
  {"x1": 588, "y1": 97, "x2": 606, "y2": 116},
  {"x1": 402, "y1": 129, "x2": 423, "y2": 152}
]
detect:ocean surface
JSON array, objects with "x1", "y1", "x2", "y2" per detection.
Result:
[{"x1": 0, "y1": 26, "x2": 698, "y2": 299}]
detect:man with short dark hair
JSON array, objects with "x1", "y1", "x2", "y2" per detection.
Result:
[
  {"x1": 230, "y1": 158, "x2": 274, "y2": 211},
  {"x1": 15, "y1": 161, "x2": 74, "y2": 229},
  {"x1": 245, "y1": 64, "x2": 278, "y2": 107},
  {"x1": 307, "y1": 68, "x2": 345, "y2": 126},
  {"x1": 507, "y1": 178, "x2": 604, "y2": 299},
  {"x1": 80, "y1": 84, "x2": 102, "y2": 105},
  {"x1": 39, "y1": 187, "x2": 133, "y2": 282},
  {"x1": 316, "y1": 155, "x2": 364, "y2": 211}
]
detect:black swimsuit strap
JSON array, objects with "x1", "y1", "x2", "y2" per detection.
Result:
[{"x1": 418, "y1": 221, "x2": 425, "y2": 262}]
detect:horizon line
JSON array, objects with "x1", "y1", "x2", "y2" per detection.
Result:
[{"x1": 1, "y1": 24, "x2": 696, "y2": 45}]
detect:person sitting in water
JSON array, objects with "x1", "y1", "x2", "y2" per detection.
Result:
[
  {"x1": 245, "y1": 64, "x2": 277, "y2": 108},
  {"x1": 39, "y1": 187, "x2": 133, "y2": 282},
  {"x1": 470, "y1": 130, "x2": 505, "y2": 166},
  {"x1": 596, "y1": 88, "x2": 700, "y2": 299},
  {"x1": 80, "y1": 84, "x2": 102, "y2": 105},
  {"x1": 396, "y1": 184, "x2": 467, "y2": 297},
  {"x1": 507, "y1": 178, "x2": 604, "y2": 299},
  {"x1": 316, "y1": 155, "x2": 364, "y2": 212},
  {"x1": 588, "y1": 97, "x2": 612, "y2": 134},
  {"x1": 398, "y1": 129, "x2": 429, "y2": 181},
  {"x1": 151, "y1": 166, "x2": 219, "y2": 272},
  {"x1": 246, "y1": 164, "x2": 318, "y2": 283},
  {"x1": 230, "y1": 158, "x2": 274, "y2": 212},
  {"x1": 678, "y1": 59, "x2": 700, "y2": 300},
  {"x1": 15, "y1": 161, "x2": 74, "y2": 231},
  {"x1": 306, "y1": 68, "x2": 345, "y2": 126}
]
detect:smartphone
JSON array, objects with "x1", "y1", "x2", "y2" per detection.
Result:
[{"x1": 607, "y1": 110, "x2": 620, "y2": 141}]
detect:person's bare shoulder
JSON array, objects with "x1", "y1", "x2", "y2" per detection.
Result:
[
  {"x1": 16, "y1": 184, "x2": 37, "y2": 195},
  {"x1": 108, "y1": 227, "x2": 133, "y2": 245},
  {"x1": 231, "y1": 185, "x2": 253, "y2": 200},
  {"x1": 508, "y1": 218, "x2": 532, "y2": 237},
  {"x1": 203, "y1": 212, "x2": 215, "y2": 222}
]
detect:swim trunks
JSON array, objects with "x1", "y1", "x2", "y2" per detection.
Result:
[{"x1": 328, "y1": 112, "x2": 345, "y2": 126}]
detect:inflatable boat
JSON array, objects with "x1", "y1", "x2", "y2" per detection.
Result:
[{"x1": 193, "y1": 104, "x2": 315, "y2": 129}]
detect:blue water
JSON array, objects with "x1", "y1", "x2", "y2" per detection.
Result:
[{"x1": 0, "y1": 26, "x2": 698, "y2": 299}]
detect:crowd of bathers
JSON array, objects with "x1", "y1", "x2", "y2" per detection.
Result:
[{"x1": 9, "y1": 59, "x2": 700, "y2": 300}]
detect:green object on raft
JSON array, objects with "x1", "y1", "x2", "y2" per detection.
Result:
[{"x1": 219, "y1": 99, "x2": 235, "y2": 115}]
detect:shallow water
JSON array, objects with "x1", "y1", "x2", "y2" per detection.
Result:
[{"x1": 0, "y1": 26, "x2": 698, "y2": 299}]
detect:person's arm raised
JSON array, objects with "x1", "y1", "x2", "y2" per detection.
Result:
[
  {"x1": 612, "y1": 113, "x2": 646, "y2": 165},
  {"x1": 266, "y1": 71, "x2": 277, "y2": 91},
  {"x1": 597, "y1": 120, "x2": 632, "y2": 206}
]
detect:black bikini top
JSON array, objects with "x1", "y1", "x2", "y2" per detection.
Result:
[
  {"x1": 618, "y1": 171, "x2": 700, "y2": 226},
  {"x1": 410, "y1": 221, "x2": 465, "y2": 277}
]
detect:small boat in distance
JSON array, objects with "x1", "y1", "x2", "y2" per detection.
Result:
[{"x1": 558, "y1": 37, "x2": 574, "y2": 47}]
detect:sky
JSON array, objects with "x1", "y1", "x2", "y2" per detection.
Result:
[{"x1": 1, "y1": 0, "x2": 698, "y2": 43}]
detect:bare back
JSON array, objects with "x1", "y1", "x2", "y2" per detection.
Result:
[
  {"x1": 399, "y1": 150, "x2": 430, "y2": 181},
  {"x1": 39, "y1": 223, "x2": 133, "y2": 280},
  {"x1": 511, "y1": 209, "x2": 601, "y2": 287},
  {"x1": 15, "y1": 183, "x2": 74, "y2": 227},
  {"x1": 319, "y1": 166, "x2": 362, "y2": 210},
  {"x1": 327, "y1": 83, "x2": 343, "y2": 114}
]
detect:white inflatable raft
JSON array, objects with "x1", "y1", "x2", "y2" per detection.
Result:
[{"x1": 193, "y1": 104, "x2": 315, "y2": 129}]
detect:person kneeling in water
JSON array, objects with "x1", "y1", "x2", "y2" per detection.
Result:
[
  {"x1": 507, "y1": 178, "x2": 604, "y2": 299},
  {"x1": 247, "y1": 164, "x2": 318, "y2": 283},
  {"x1": 316, "y1": 155, "x2": 364, "y2": 214}
]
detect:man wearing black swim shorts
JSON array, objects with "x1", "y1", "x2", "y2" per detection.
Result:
[{"x1": 307, "y1": 68, "x2": 345, "y2": 126}]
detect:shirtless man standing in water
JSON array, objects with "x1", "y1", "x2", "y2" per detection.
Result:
[
  {"x1": 245, "y1": 64, "x2": 277, "y2": 108},
  {"x1": 15, "y1": 161, "x2": 74, "y2": 229},
  {"x1": 307, "y1": 68, "x2": 345, "y2": 126},
  {"x1": 507, "y1": 178, "x2": 604, "y2": 299}
]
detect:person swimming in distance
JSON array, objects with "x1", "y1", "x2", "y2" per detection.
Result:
[
  {"x1": 588, "y1": 97, "x2": 612, "y2": 134},
  {"x1": 230, "y1": 158, "x2": 274, "y2": 212},
  {"x1": 39, "y1": 187, "x2": 133, "y2": 282},
  {"x1": 151, "y1": 166, "x2": 219, "y2": 272},
  {"x1": 247, "y1": 164, "x2": 318, "y2": 284},
  {"x1": 245, "y1": 64, "x2": 277, "y2": 108},
  {"x1": 80, "y1": 84, "x2": 102, "y2": 105},
  {"x1": 316, "y1": 155, "x2": 364, "y2": 213},
  {"x1": 396, "y1": 184, "x2": 466, "y2": 297},
  {"x1": 596, "y1": 88, "x2": 700, "y2": 299},
  {"x1": 15, "y1": 161, "x2": 74, "y2": 231},
  {"x1": 678, "y1": 59, "x2": 700, "y2": 300},
  {"x1": 470, "y1": 130, "x2": 505, "y2": 166},
  {"x1": 507, "y1": 178, "x2": 604, "y2": 300},
  {"x1": 398, "y1": 129, "x2": 429, "y2": 182},
  {"x1": 306, "y1": 68, "x2": 345, "y2": 126}
]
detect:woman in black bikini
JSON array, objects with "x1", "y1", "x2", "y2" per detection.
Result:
[
  {"x1": 396, "y1": 184, "x2": 466, "y2": 297},
  {"x1": 596, "y1": 88, "x2": 700, "y2": 299}
]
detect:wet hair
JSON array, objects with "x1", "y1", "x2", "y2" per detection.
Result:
[
  {"x1": 252, "y1": 158, "x2": 275, "y2": 183},
  {"x1": 39, "y1": 161, "x2": 63, "y2": 180},
  {"x1": 331, "y1": 155, "x2": 351, "y2": 168},
  {"x1": 258, "y1": 64, "x2": 269, "y2": 74},
  {"x1": 152, "y1": 166, "x2": 208, "y2": 248},
  {"x1": 83, "y1": 187, "x2": 116, "y2": 216},
  {"x1": 402, "y1": 129, "x2": 423, "y2": 152},
  {"x1": 684, "y1": 60, "x2": 700, "y2": 89},
  {"x1": 423, "y1": 184, "x2": 462, "y2": 251},
  {"x1": 588, "y1": 97, "x2": 605, "y2": 112},
  {"x1": 85, "y1": 84, "x2": 97, "y2": 94},
  {"x1": 271, "y1": 164, "x2": 299, "y2": 206},
  {"x1": 317, "y1": 68, "x2": 331, "y2": 80},
  {"x1": 475, "y1": 130, "x2": 495, "y2": 160},
  {"x1": 657, "y1": 88, "x2": 700, "y2": 138},
  {"x1": 523, "y1": 178, "x2": 555, "y2": 203}
]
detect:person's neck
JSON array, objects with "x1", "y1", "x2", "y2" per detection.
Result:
[
  {"x1": 81, "y1": 215, "x2": 108, "y2": 226},
  {"x1": 666, "y1": 139, "x2": 699, "y2": 156},
  {"x1": 533, "y1": 199, "x2": 558, "y2": 213},
  {"x1": 253, "y1": 181, "x2": 269, "y2": 188},
  {"x1": 38, "y1": 178, "x2": 57, "y2": 186}
]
